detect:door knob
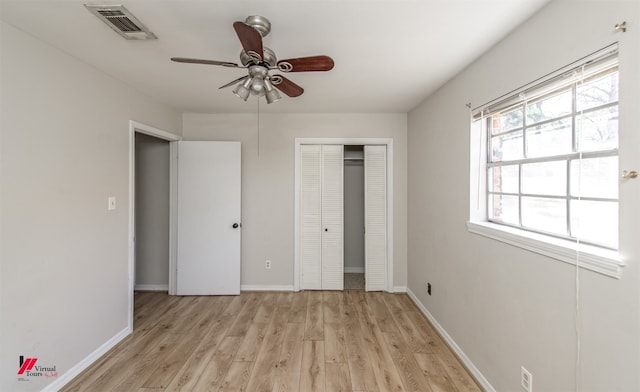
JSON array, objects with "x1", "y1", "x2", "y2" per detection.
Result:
[
  {"x1": 232, "y1": 223, "x2": 240, "y2": 229},
  {"x1": 325, "y1": 228, "x2": 328, "y2": 232}
]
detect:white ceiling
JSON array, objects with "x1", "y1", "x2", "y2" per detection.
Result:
[{"x1": 0, "y1": 0, "x2": 550, "y2": 114}]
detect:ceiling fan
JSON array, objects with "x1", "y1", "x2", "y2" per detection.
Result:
[{"x1": 171, "y1": 15, "x2": 335, "y2": 104}]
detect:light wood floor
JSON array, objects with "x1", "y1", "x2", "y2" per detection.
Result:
[{"x1": 62, "y1": 290, "x2": 482, "y2": 392}]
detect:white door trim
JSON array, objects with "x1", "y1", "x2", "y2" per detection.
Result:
[
  {"x1": 294, "y1": 137, "x2": 394, "y2": 292},
  {"x1": 128, "y1": 120, "x2": 180, "y2": 331}
]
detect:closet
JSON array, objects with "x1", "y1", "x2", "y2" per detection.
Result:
[{"x1": 299, "y1": 143, "x2": 387, "y2": 291}]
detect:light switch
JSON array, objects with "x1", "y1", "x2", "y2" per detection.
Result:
[{"x1": 108, "y1": 196, "x2": 117, "y2": 211}]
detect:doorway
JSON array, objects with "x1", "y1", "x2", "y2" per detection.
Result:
[
  {"x1": 134, "y1": 132, "x2": 170, "y2": 291},
  {"x1": 344, "y1": 145, "x2": 365, "y2": 289},
  {"x1": 128, "y1": 121, "x2": 180, "y2": 331}
]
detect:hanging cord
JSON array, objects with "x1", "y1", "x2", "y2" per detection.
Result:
[
  {"x1": 575, "y1": 152, "x2": 582, "y2": 392},
  {"x1": 574, "y1": 65, "x2": 586, "y2": 392},
  {"x1": 257, "y1": 97, "x2": 261, "y2": 156}
]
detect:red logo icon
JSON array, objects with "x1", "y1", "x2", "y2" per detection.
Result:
[{"x1": 18, "y1": 356, "x2": 37, "y2": 375}]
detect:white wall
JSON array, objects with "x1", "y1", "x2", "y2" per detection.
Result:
[
  {"x1": 135, "y1": 133, "x2": 170, "y2": 289},
  {"x1": 407, "y1": 1, "x2": 639, "y2": 391},
  {"x1": 0, "y1": 21, "x2": 181, "y2": 391},
  {"x1": 182, "y1": 113, "x2": 407, "y2": 290}
]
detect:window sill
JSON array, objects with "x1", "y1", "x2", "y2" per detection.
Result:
[{"x1": 466, "y1": 221, "x2": 624, "y2": 278}]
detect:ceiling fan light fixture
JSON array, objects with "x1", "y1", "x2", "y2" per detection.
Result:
[
  {"x1": 232, "y1": 77, "x2": 253, "y2": 101},
  {"x1": 250, "y1": 75, "x2": 266, "y2": 96},
  {"x1": 264, "y1": 78, "x2": 281, "y2": 104}
]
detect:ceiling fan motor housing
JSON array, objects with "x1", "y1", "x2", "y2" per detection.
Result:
[
  {"x1": 244, "y1": 15, "x2": 271, "y2": 37},
  {"x1": 240, "y1": 47, "x2": 277, "y2": 67}
]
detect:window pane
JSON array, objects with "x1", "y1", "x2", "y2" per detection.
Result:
[
  {"x1": 577, "y1": 70, "x2": 618, "y2": 111},
  {"x1": 491, "y1": 107, "x2": 524, "y2": 135},
  {"x1": 570, "y1": 157, "x2": 618, "y2": 199},
  {"x1": 526, "y1": 90, "x2": 572, "y2": 125},
  {"x1": 489, "y1": 165, "x2": 519, "y2": 193},
  {"x1": 570, "y1": 200, "x2": 618, "y2": 248},
  {"x1": 521, "y1": 161, "x2": 566, "y2": 196},
  {"x1": 491, "y1": 131, "x2": 523, "y2": 162},
  {"x1": 525, "y1": 118, "x2": 572, "y2": 158},
  {"x1": 522, "y1": 197, "x2": 567, "y2": 235},
  {"x1": 576, "y1": 106, "x2": 618, "y2": 152},
  {"x1": 489, "y1": 194, "x2": 519, "y2": 225}
]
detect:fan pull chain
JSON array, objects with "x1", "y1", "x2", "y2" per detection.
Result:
[{"x1": 257, "y1": 98, "x2": 260, "y2": 156}]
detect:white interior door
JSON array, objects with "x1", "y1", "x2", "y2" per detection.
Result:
[
  {"x1": 321, "y1": 145, "x2": 344, "y2": 290},
  {"x1": 300, "y1": 145, "x2": 322, "y2": 289},
  {"x1": 365, "y1": 145, "x2": 387, "y2": 291},
  {"x1": 300, "y1": 144, "x2": 344, "y2": 290},
  {"x1": 176, "y1": 141, "x2": 241, "y2": 295}
]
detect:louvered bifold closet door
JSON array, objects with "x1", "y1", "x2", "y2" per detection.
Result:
[
  {"x1": 321, "y1": 145, "x2": 344, "y2": 290},
  {"x1": 365, "y1": 145, "x2": 387, "y2": 291},
  {"x1": 300, "y1": 145, "x2": 322, "y2": 289}
]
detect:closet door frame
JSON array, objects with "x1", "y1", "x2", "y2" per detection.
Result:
[{"x1": 294, "y1": 138, "x2": 394, "y2": 292}]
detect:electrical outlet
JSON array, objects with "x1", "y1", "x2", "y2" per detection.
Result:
[
  {"x1": 427, "y1": 282, "x2": 432, "y2": 296},
  {"x1": 521, "y1": 366, "x2": 532, "y2": 392},
  {"x1": 265, "y1": 260, "x2": 271, "y2": 269},
  {"x1": 107, "y1": 196, "x2": 116, "y2": 211}
]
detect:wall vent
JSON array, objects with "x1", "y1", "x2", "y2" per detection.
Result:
[{"x1": 85, "y1": 4, "x2": 157, "y2": 40}]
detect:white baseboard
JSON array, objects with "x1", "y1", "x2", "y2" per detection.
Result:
[
  {"x1": 42, "y1": 326, "x2": 131, "y2": 392},
  {"x1": 392, "y1": 286, "x2": 407, "y2": 293},
  {"x1": 406, "y1": 288, "x2": 496, "y2": 392},
  {"x1": 135, "y1": 284, "x2": 168, "y2": 291},
  {"x1": 241, "y1": 285, "x2": 294, "y2": 292},
  {"x1": 344, "y1": 267, "x2": 365, "y2": 273}
]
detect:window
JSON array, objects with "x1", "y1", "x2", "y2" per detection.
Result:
[
  {"x1": 468, "y1": 45, "x2": 624, "y2": 277},
  {"x1": 488, "y1": 66, "x2": 619, "y2": 249}
]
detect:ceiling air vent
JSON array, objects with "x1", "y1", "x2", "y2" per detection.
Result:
[{"x1": 85, "y1": 4, "x2": 157, "y2": 40}]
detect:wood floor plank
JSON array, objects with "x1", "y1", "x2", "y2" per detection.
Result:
[
  {"x1": 436, "y1": 347, "x2": 483, "y2": 392},
  {"x1": 253, "y1": 291, "x2": 280, "y2": 324},
  {"x1": 391, "y1": 309, "x2": 434, "y2": 354},
  {"x1": 112, "y1": 332, "x2": 184, "y2": 391},
  {"x1": 325, "y1": 362, "x2": 353, "y2": 392},
  {"x1": 368, "y1": 292, "x2": 400, "y2": 333},
  {"x1": 234, "y1": 321, "x2": 270, "y2": 362},
  {"x1": 353, "y1": 292, "x2": 405, "y2": 392},
  {"x1": 191, "y1": 336, "x2": 244, "y2": 391},
  {"x1": 404, "y1": 310, "x2": 446, "y2": 353},
  {"x1": 62, "y1": 291, "x2": 482, "y2": 392},
  {"x1": 164, "y1": 313, "x2": 236, "y2": 391},
  {"x1": 272, "y1": 323, "x2": 305, "y2": 392},
  {"x1": 414, "y1": 353, "x2": 460, "y2": 392},
  {"x1": 276, "y1": 291, "x2": 294, "y2": 309},
  {"x1": 216, "y1": 361, "x2": 253, "y2": 392},
  {"x1": 324, "y1": 321, "x2": 347, "y2": 363},
  {"x1": 341, "y1": 301, "x2": 378, "y2": 392},
  {"x1": 95, "y1": 331, "x2": 183, "y2": 391},
  {"x1": 227, "y1": 292, "x2": 263, "y2": 336},
  {"x1": 142, "y1": 297, "x2": 227, "y2": 388},
  {"x1": 304, "y1": 291, "x2": 324, "y2": 340},
  {"x1": 288, "y1": 291, "x2": 308, "y2": 323},
  {"x1": 244, "y1": 311, "x2": 288, "y2": 391},
  {"x1": 323, "y1": 290, "x2": 342, "y2": 324},
  {"x1": 382, "y1": 331, "x2": 434, "y2": 392},
  {"x1": 299, "y1": 340, "x2": 325, "y2": 392}
]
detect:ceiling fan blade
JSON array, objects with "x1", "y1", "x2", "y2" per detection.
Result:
[
  {"x1": 171, "y1": 57, "x2": 239, "y2": 68},
  {"x1": 219, "y1": 76, "x2": 249, "y2": 89},
  {"x1": 233, "y1": 21, "x2": 264, "y2": 61},
  {"x1": 271, "y1": 75, "x2": 304, "y2": 97},
  {"x1": 277, "y1": 55, "x2": 334, "y2": 72}
]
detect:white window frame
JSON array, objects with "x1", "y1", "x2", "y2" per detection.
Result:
[{"x1": 468, "y1": 44, "x2": 624, "y2": 278}]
